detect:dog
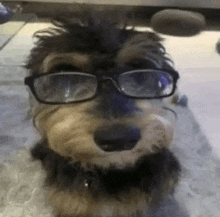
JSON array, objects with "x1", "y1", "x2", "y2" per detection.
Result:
[{"x1": 24, "y1": 14, "x2": 181, "y2": 217}]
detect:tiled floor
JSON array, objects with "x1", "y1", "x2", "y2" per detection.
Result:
[{"x1": 1, "y1": 15, "x2": 220, "y2": 159}]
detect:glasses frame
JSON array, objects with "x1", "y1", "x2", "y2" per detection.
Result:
[{"x1": 24, "y1": 69, "x2": 179, "y2": 104}]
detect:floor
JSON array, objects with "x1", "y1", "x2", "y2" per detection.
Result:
[
  {"x1": 163, "y1": 32, "x2": 220, "y2": 159},
  {"x1": 0, "y1": 14, "x2": 220, "y2": 159}
]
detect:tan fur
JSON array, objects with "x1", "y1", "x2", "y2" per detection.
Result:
[
  {"x1": 40, "y1": 53, "x2": 90, "y2": 74},
  {"x1": 116, "y1": 34, "x2": 167, "y2": 68},
  {"x1": 34, "y1": 96, "x2": 176, "y2": 169},
  {"x1": 48, "y1": 186, "x2": 151, "y2": 217},
  {"x1": 163, "y1": 87, "x2": 179, "y2": 105},
  {"x1": 48, "y1": 175, "x2": 178, "y2": 217}
]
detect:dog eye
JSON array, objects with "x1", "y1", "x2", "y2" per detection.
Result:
[
  {"x1": 158, "y1": 75, "x2": 171, "y2": 88},
  {"x1": 33, "y1": 73, "x2": 97, "y2": 103},
  {"x1": 118, "y1": 69, "x2": 174, "y2": 98}
]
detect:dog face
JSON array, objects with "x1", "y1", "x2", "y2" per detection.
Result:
[{"x1": 25, "y1": 16, "x2": 180, "y2": 217}]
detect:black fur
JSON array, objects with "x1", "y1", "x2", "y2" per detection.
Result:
[
  {"x1": 25, "y1": 16, "x2": 172, "y2": 76},
  {"x1": 31, "y1": 141, "x2": 180, "y2": 196}
]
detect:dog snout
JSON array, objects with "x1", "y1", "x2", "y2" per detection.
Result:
[{"x1": 94, "y1": 124, "x2": 141, "y2": 152}]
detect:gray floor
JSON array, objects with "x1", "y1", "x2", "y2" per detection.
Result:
[
  {"x1": 163, "y1": 33, "x2": 220, "y2": 158},
  {"x1": 0, "y1": 14, "x2": 39, "y2": 162}
]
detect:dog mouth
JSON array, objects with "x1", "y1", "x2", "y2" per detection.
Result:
[
  {"x1": 93, "y1": 124, "x2": 141, "y2": 152},
  {"x1": 96, "y1": 139, "x2": 139, "y2": 152}
]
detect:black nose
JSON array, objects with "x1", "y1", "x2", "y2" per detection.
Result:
[{"x1": 94, "y1": 124, "x2": 141, "y2": 152}]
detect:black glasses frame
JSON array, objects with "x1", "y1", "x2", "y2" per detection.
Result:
[{"x1": 24, "y1": 69, "x2": 179, "y2": 104}]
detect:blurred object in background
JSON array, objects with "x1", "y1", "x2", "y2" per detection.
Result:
[
  {"x1": 0, "y1": 2, "x2": 13, "y2": 24},
  {"x1": 151, "y1": 9, "x2": 206, "y2": 37},
  {"x1": 0, "y1": 2, "x2": 22, "y2": 24}
]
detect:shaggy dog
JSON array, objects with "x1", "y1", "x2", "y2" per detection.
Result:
[{"x1": 24, "y1": 14, "x2": 181, "y2": 217}]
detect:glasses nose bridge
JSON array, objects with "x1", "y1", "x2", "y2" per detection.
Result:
[{"x1": 101, "y1": 76, "x2": 120, "y2": 91}]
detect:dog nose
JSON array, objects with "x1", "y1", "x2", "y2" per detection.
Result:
[{"x1": 94, "y1": 124, "x2": 141, "y2": 152}]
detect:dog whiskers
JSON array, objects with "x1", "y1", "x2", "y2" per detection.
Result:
[{"x1": 162, "y1": 106, "x2": 178, "y2": 120}]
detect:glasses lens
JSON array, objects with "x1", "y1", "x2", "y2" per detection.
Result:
[
  {"x1": 33, "y1": 73, "x2": 97, "y2": 103},
  {"x1": 118, "y1": 69, "x2": 174, "y2": 98}
]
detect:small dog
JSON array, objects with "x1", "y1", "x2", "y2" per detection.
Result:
[{"x1": 25, "y1": 14, "x2": 181, "y2": 217}]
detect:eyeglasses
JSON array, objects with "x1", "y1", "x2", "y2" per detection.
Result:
[{"x1": 24, "y1": 69, "x2": 179, "y2": 104}]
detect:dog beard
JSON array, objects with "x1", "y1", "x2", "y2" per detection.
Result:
[{"x1": 31, "y1": 141, "x2": 180, "y2": 198}]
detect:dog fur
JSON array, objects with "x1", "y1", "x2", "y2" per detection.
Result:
[{"x1": 25, "y1": 14, "x2": 181, "y2": 217}]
